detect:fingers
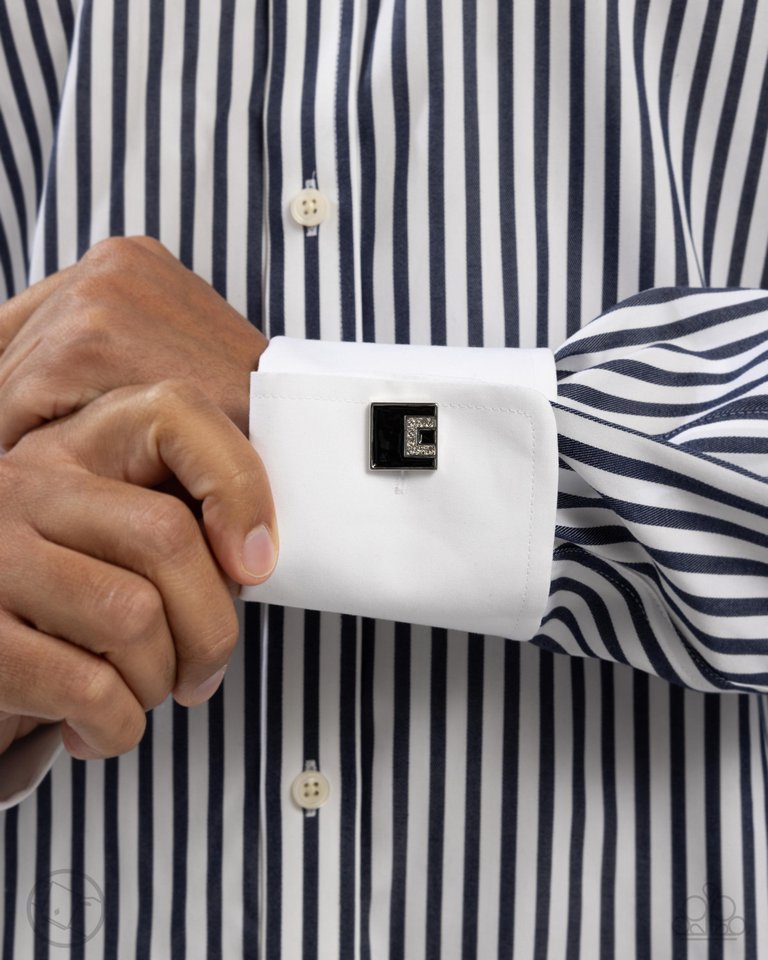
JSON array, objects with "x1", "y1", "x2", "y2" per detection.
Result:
[
  {"x1": 29, "y1": 471, "x2": 240, "y2": 705},
  {"x1": 0, "y1": 268, "x2": 73, "y2": 353},
  {"x1": 46, "y1": 380, "x2": 279, "y2": 586},
  {"x1": 0, "y1": 537, "x2": 176, "y2": 711},
  {"x1": 0, "y1": 608, "x2": 147, "y2": 760},
  {"x1": 0, "y1": 238, "x2": 177, "y2": 448}
]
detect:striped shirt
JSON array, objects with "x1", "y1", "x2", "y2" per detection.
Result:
[{"x1": 2, "y1": 0, "x2": 768, "y2": 957}]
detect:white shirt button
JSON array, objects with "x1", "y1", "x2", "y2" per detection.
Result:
[
  {"x1": 290, "y1": 188, "x2": 328, "y2": 227},
  {"x1": 291, "y1": 769, "x2": 331, "y2": 811}
]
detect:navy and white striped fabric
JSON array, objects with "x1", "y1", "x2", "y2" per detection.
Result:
[{"x1": 2, "y1": 0, "x2": 768, "y2": 957}]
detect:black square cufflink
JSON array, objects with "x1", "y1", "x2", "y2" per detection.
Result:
[{"x1": 369, "y1": 403, "x2": 438, "y2": 470}]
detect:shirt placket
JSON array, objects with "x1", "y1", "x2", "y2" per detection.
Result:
[{"x1": 260, "y1": 0, "x2": 365, "y2": 957}]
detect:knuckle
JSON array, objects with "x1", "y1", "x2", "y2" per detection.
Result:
[
  {"x1": 110, "y1": 710, "x2": 147, "y2": 755},
  {"x1": 67, "y1": 658, "x2": 117, "y2": 713},
  {"x1": 126, "y1": 235, "x2": 166, "y2": 255},
  {"x1": 81, "y1": 235, "x2": 132, "y2": 270},
  {"x1": 143, "y1": 378, "x2": 207, "y2": 413},
  {"x1": 191, "y1": 606, "x2": 240, "y2": 673},
  {"x1": 85, "y1": 708, "x2": 146, "y2": 758},
  {"x1": 138, "y1": 496, "x2": 199, "y2": 561},
  {"x1": 102, "y1": 581, "x2": 165, "y2": 642}
]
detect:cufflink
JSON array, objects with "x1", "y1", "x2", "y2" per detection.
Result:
[{"x1": 369, "y1": 403, "x2": 438, "y2": 470}]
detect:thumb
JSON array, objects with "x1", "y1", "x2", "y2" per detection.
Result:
[{"x1": 53, "y1": 380, "x2": 280, "y2": 585}]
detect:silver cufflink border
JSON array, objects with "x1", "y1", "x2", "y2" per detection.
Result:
[{"x1": 369, "y1": 402, "x2": 439, "y2": 471}]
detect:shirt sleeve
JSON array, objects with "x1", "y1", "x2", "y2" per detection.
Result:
[
  {"x1": 245, "y1": 286, "x2": 768, "y2": 695},
  {"x1": 0, "y1": 722, "x2": 63, "y2": 811},
  {"x1": 544, "y1": 286, "x2": 768, "y2": 694}
]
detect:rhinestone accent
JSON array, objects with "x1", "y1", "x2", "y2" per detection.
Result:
[{"x1": 404, "y1": 416, "x2": 437, "y2": 458}]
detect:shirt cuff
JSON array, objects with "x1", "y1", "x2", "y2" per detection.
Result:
[
  {"x1": 241, "y1": 337, "x2": 559, "y2": 639},
  {"x1": 0, "y1": 722, "x2": 64, "y2": 811}
]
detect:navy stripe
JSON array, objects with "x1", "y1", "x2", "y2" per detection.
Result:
[
  {"x1": 704, "y1": 696, "x2": 723, "y2": 960},
  {"x1": 358, "y1": 0, "x2": 379, "y2": 343},
  {"x1": 22, "y1": 1, "x2": 61, "y2": 124},
  {"x1": 532, "y1": 0, "x2": 549, "y2": 346},
  {"x1": 33, "y1": 776, "x2": 52, "y2": 960},
  {"x1": 426, "y1": 0, "x2": 446, "y2": 345},
  {"x1": 565, "y1": 658, "x2": 586, "y2": 960},
  {"x1": 265, "y1": 0, "x2": 287, "y2": 337},
  {"x1": 657, "y1": 1, "x2": 689, "y2": 285},
  {"x1": 246, "y1": 0, "x2": 268, "y2": 329},
  {"x1": 206, "y1": 684, "x2": 225, "y2": 960},
  {"x1": 334, "y1": 0, "x2": 357, "y2": 343},
  {"x1": 632, "y1": 0, "x2": 655, "y2": 291},
  {"x1": 265, "y1": 605, "x2": 284, "y2": 960},
  {"x1": 633, "y1": 673, "x2": 651, "y2": 959},
  {"x1": 460, "y1": 637, "x2": 483, "y2": 960},
  {"x1": 558, "y1": 374, "x2": 768, "y2": 418},
  {"x1": 0, "y1": 102, "x2": 29, "y2": 265},
  {"x1": 574, "y1": 348, "x2": 768, "y2": 387},
  {"x1": 556, "y1": 293, "x2": 768, "y2": 359},
  {"x1": 302, "y1": 611, "x2": 320, "y2": 960},
  {"x1": 497, "y1": 0, "x2": 518, "y2": 346},
  {"x1": 533, "y1": 651, "x2": 555, "y2": 959},
  {"x1": 738, "y1": 696, "x2": 757, "y2": 960},
  {"x1": 136, "y1": 713, "x2": 154, "y2": 960},
  {"x1": 178, "y1": 0, "x2": 200, "y2": 269},
  {"x1": 680, "y1": 0, "x2": 723, "y2": 281},
  {"x1": 391, "y1": 0, "x2": 410, "y2": 345},
  {"x1": 670, "y1": 685, "x2": 688, "y2": 959},
  {"x1": 566, "y1": 0, "x2": 585, "y2": 337},
  {"x1": 242, "y1": 604, "x2": 262, "y2": 960},
  {"x1": 546, "y1": 576, "x2": 625, "y2": 662},
  {"x1": 211, "y1": 0, "x2": 236, "y2": 299},
  {"x1": 57, "y1": 0, "x2": 75, "y2": 45},
  {"x1": 599, "y1": 663, "x2": 616, "y2": 960},
  {"x1": 2, "y1": 808, "x2": 17, "y2": 960},
  {"x1": 0, "y1": 214, "x2": 14, "y2": 296},
  {"x1": 170, "y1": 704, "x2": 189, "y2": 957},
  {"x1": 497, "y1": 641, "x2": 520, "y2": 959},
  {"x1": 103, "y1": 759, "x2": 120, "y2": 959},
  {"x1": 389, "y1": 622, "x2": 410, "y2": 960},
  {"x1": 701, "y1": 0, "x2": 757, "y2": 284},
  {"x1": 75, "y1": 0, "x2": 93, "y2": 257},
  {"x1": 0, "y1": 1, "x2": 43, "y2": 199},
  {"x1": 359, "y1": 619, "x2": 376, "y2": 960},
  {"x1": 602, "y1": 0, "x2": 621, "y2": 309},
  {"x1": 557, "y1": 431, "x2": 768, "y2": 526},
  {"x1": 728, "y1": 54, "x2": 768, "y2": 286},
  {"x1": 69, "y1": 762, "x2": 86, "y2": 960},
  {"x1": 300, "y1": 0, "x2": 321, "y2": 341},
  {"x1": 109, "y1": 0, "x2": 128, "y2": 236},
  {"x1": 537, "y1": 605, "x2": 599, "y2": 659},
  {"x1": 144, "y1": 0, "x2": 164, "y2": 239},
  {"x1": 553, "y1": 548, "x2": 680, "y2": 685},
  {"x1": 463, "y1": 0, "x2": 483, "y2": 347},
  {"x1": 425, "y1": 629, "x2": 446, "y2": 960},
  {"x1": 338, "y1": 615, "x2": 357, "y2": 960}
]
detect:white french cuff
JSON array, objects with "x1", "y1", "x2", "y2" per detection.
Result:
[
  {"x1": 241, "y1": 337, "x2": 559, "y2": 640},
  {"x1": 0, "y1": 723, "x2": 64, "y2": 811}
]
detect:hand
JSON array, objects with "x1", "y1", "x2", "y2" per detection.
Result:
[
  {"x1": 0, "y1": 236, "x2": 266, "y2": 448},
  {"x1": 0, "y1": 380, "x2": 278, "y2": 761}
]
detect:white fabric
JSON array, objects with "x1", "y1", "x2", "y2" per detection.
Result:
[
  {"x1": 242, "y1": 338, "x2": 558, "y2": 638},
  {"x1": 0, "y1": 723, "x2": 63, "y2": 808}
]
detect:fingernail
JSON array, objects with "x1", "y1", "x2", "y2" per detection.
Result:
[
  {"x1": 242, "y1": 523, "x2": 277, "y2": 580},
  {"x1": 184, "y1": 665, "x2": 227, "y2": 707}
]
